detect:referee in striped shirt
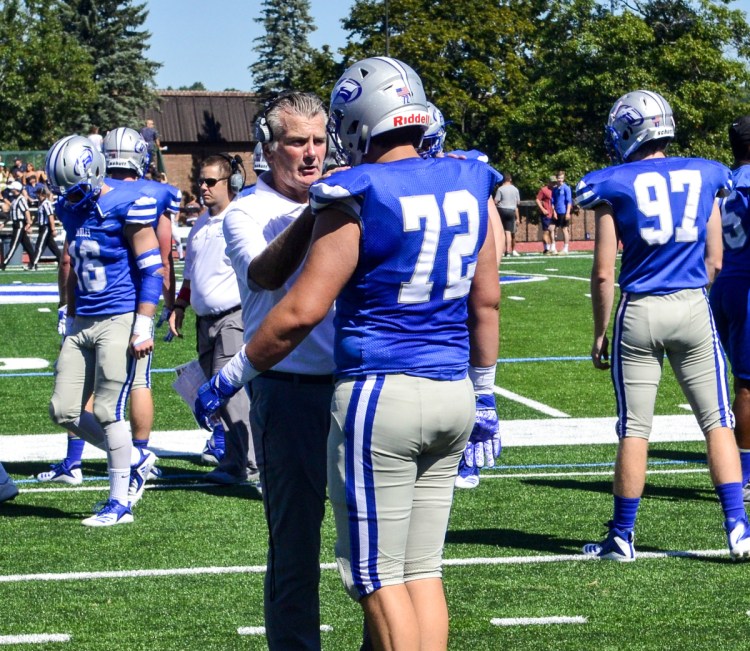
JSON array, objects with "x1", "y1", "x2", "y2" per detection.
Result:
[
  {"x1": 1, "y1": 181, "x2": 35, "y2": 271},
  {"x1": 30, "y1": 186, "x2": 61, "y2": 269}
]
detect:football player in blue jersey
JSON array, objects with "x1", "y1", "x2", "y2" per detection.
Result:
[
  {"x1": 577, "y1": 90, "x2": 750, "y2": 560},
  {"x1": 46, "y1": 134, "x2": 164, "y2": 526},
  {"x1": 710, "y1": 116, "x2": 750, "y2": 503},
  {"x1": 419, "y1": 100, "x2": 504, "y2": 491},
  {"x1": 38, "y1": 128, "x2": 178, "y2": 504},
  {"x1": 195, "y1": 57, "x2": 501, "y2": 649}
]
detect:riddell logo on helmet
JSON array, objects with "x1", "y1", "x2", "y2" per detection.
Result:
[{"x1": 393, "y1": 113, "x2": 430, "y2": 127}]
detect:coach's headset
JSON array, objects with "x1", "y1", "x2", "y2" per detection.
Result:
[
  {"x1": 253, "y1": 91, "x2": 329, "y2": 152},
  {"x1": 217, "y1": 152, "x2": 245, "y2": 194}
]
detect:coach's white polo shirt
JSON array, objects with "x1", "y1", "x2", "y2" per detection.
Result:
[
  {"x1": 223, "y1": 176, "x2": 335, "y2": 376},
  {"x1": 183, "y1": 205, "x2": 242, "y2": 317}
]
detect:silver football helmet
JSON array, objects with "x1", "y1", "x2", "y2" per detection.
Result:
[
  {"x1": 329, "y1": 56, "x2": 429, "y2": 166},
  {"x1": 419, "y1": 102, "x2": 447, "y2": 158},
  {"x1": 605, "y1": 90, "x2": 675, "y2": 163},
  {"x1": 45, "y1": 135, "x2": 106, "y2": 207},
  {"x1": 253, "y1": 142, "x2": 269, "y2": 173},
  {"x1": 102, "y1": 127, "x2": 150, "y2": 177}
]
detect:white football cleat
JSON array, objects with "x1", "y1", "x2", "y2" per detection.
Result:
[
  {"x1": 37, "y1": 461, "x2": 82, "y2": 485},
  {"x1": 82, "y1": 499, "x2": 133, "y2": 527}
]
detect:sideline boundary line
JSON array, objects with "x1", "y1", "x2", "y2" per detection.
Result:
[{"x1": 0, "y1": 548, "x2": 732, "y2": 584}]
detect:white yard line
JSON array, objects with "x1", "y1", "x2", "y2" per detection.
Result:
[
  {"x1": 491, "y1": 616, "x2": 587, "y2": 626},
  {"x1": 493, "y1": 387, "x2": 570, "y2": 418},
  {"x1": 238, "y1": 625, "x2": 333, "y2": 636},
  {"x1": 0, "y1": 549, "x2": 731, "y2": 584},
  {"x1": 1, "y1": 415, "x2": 706, "y2": 462},
  {"x1": 0, "y1": 634, "x2": 70, "y2": 645}
]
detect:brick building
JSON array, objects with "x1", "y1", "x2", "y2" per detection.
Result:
[{"x1": 139, "y1": 90, "x2": 265, "y2": 201}]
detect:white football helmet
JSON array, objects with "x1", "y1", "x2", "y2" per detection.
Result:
[
  {"x1": 45, "y1": 135, "x2": 106, "y2": 208},
  {"x1": 102, "y1": 127, "x2": 150, "y2": 177},
  {"x1": 329, "y1": 56, "x2": 429, "y2": 166},
  {"x1": 253, "y1": 142, "x2": 269, "y2": 173},
  {"x1": 419, "y1": 102, "x2": 447, "y2": 158},
  {"x1": 605, "y1": 90, "x2": 675, "y2": 163}
]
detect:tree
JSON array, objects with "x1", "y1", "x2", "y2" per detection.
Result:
[
  {"x1": 178, "y1": 82, "x2": 207, "y2": 91},
  {"x1": 0, "y1": 0, "x2": 97, "y2": 149},
  {"x1": 340, "y1": 0, "x2": 544, "y2": 174},
  {"x1": 508, "y1": 0, "x2": 750, "y2": 192},
  {"x1": 250, "y1": 0, "x2": 317, "y2": 95},
  {"x1": 59, "y1": 0, "x2": 160, "y2": 133},
  {"x1": 340, "y1": 0, "x2": 750, "y2": 197}
]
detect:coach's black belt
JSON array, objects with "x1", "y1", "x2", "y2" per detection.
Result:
[
  {"x1": 199, "y1": 305, "x2": 241, "y2": 321},
  {"x1": 261, "y1": 370, "x2": 334, "y2": 385}
]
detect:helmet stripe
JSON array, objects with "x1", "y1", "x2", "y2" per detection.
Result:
[{"x1": 373, "y1": 56, "x2": 411, "y2": 90}]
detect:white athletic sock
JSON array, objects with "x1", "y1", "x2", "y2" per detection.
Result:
[{"x1": 109, "y1": 467, "x2": 131, "y2": 506}]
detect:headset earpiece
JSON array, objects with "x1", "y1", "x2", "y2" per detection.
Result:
[
  {"x1": 254, "y1": 114, "x2": 272, "y2": 143},
  {"x1": 219, "y1": 152, "x2": 245, "y2": 194},
  {"x1": 253, "y1": 92, "x2": 297, "y2": 145}
]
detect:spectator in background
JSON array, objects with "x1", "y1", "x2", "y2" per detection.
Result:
[
  {"x1": 0, "y1": 163, "x2": 10, "y2": 194},
  {"x1": 140, "y1": 119, "x2": 161, "y2": 162},
  {"x1": 495, "y1": 173, "x2": 521, "y2": 257},
  {"x1": 23, "y1": 163, "x2": 42, "y2": 185},
  {"x1": 87, "y1": 126, "x2": 103, "y2": 151},
  {"x1": 536, "y1": 176, "x2": 557, "y2": 254},
  {"x1": 552, "y1": 170, "x2": 573, "y2": 254},
  {"x1": 24, "y1": 175, "x2": 44, "y2": 204}
]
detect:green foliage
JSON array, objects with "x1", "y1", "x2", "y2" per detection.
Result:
[
  {"x1": 290, "y1": 45, "x2": 346, "y2": 100},
  {"x1": 178, "y1": 82, "x2": 207, "y2": 91},
  {"x1": 332, "y1": 0, "x2": 750, "y2": 197},
  {"x1": 251, "y1": 0, "x2": 318, "y2": 94},
  {"x1": 0, "y1": 0, "x2": 97, "y2": 148},
  {"x1": 58, "y1": 0, "x2": 160, "y2": 133}
]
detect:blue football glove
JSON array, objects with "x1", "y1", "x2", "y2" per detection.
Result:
[
  {"x1": 194, "y1": 371, "x2": 241, "y2": 431},
  {"x1": 57, "y1": 305, "x2": 73, "y2": 337},
  {"x1": 155, "y1": 306, "x2": 171, "y2": 329},
  {"x1": 464, "y1": 394, "x2": 501, "y2": 468}
]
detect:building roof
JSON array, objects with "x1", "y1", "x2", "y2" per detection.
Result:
[{"x1": 141, "y1": 90, "x2": 265, "y2": 144}]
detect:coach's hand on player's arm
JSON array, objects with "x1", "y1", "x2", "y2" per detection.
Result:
[{"x1": 591, "y1": 334, "x2": 610, "y2": 370}]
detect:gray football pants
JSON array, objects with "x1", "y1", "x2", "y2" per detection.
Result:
[{"x1": 196, "y1": 310, "x2": 257, "y2": 476}]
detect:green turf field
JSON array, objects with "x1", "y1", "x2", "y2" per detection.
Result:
[{"x1": 2, "y1": 253, "x2": 745, "y2": 650}]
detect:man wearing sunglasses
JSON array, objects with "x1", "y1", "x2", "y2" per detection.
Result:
[{"x1": 168, "y1": 154, "x2": 257, "y2": 486}]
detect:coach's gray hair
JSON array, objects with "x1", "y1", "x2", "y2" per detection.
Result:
[{"x1": 265, "y1": 92, "x2": 327, "y2": 152}]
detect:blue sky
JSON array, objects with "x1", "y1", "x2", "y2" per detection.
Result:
[
  {"x1": 144, "y1": 0, "x2": 750, "y2": 92},
  {"x1": 144, "y1": 0, "x2": 352, "y2": 91}
]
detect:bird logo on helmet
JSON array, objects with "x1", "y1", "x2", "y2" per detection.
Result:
[
  {"x1": 45, "y1": 135, "x2": 106, "y2": 209},
  {"x1": 604, "y1": 90, "x2": 675, "y2": 164}
]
